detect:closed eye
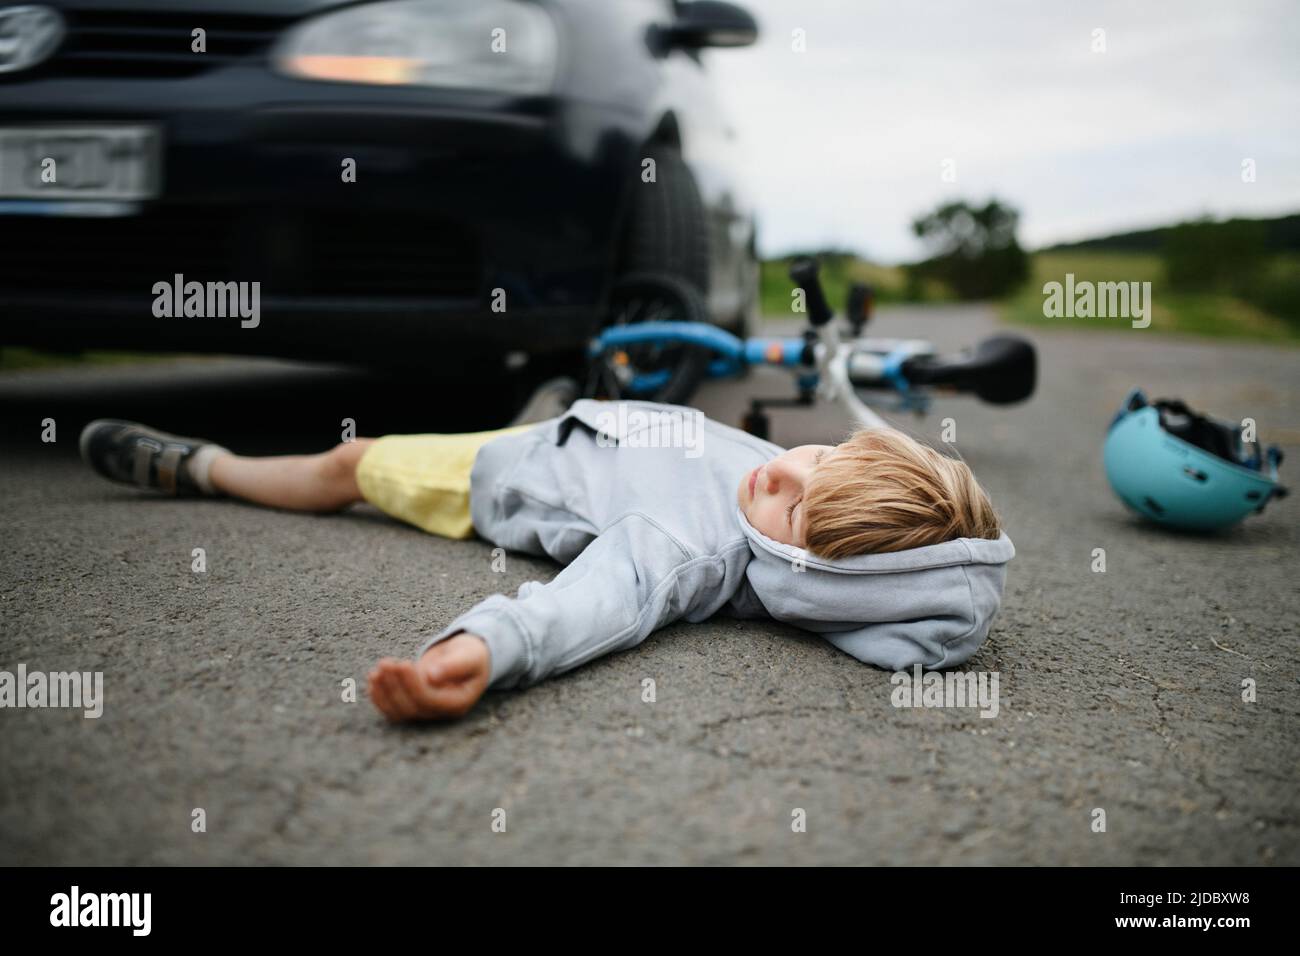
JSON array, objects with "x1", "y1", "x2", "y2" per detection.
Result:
[{"x1": 787, "y1": 449, "x2": 827, "y2": 525}]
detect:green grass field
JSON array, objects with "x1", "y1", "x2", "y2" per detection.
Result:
[
  {"x1": 761, "y1": 250, "x2": 1300, "y2": 343},
  {"x1": 759, "y1": 243, "x2": 1299, "y2": 343},
  {"x1": 1003, "y1": 251, "x2": 1300, "y2": 342}
]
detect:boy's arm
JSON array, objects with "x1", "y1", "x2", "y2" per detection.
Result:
[{"x1": 419, "y1": 513, "x2": 696, "y2": 689}]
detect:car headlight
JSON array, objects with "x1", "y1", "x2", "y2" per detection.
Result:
[{"x1": 274, "y1": 0, "x2": 558, "y2": 94}]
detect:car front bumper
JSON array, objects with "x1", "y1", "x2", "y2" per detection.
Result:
[{"x1": 0, "y1": 65, "x2": 640, "y2": 365}]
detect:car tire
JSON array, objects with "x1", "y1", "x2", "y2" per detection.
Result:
[
  {"x1": 613, "y1": 144, "x2": 712, "y2": 404},
  {"x1": 622, "y1": 144, "x2": 712, "y2": 293}
]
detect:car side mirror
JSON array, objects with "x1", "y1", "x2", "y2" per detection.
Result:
[{"x1": 669, "y1": 1, "x2": 758, "y2": 49}]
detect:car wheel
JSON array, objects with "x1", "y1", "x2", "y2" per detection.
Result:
[
  {"x1": 622, "y1": 144, "x2": 712, "y2": 291},
  {"x1": 611, "y1": 144, "x2": 712, "y2": 404}
]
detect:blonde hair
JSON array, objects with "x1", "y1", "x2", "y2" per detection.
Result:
[{"x1": 803, "y1": 428, "x2": 1001, "y2": 558}]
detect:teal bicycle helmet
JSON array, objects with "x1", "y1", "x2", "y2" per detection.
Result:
[{"x1": 1104, "y1": 388, "x2": 1287, "y2": 530}]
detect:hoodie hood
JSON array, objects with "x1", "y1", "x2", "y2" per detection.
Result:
[{"x1": 737, "y1": 508, "x2": 1015, "y2": 670}]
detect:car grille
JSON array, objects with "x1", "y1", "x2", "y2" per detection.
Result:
[
  {"x1": 0, "y1": 207, "x2": 483, "y2": 299},
  {"x1": 44, "y1": 9, "x2": 289, "y2": 79}
]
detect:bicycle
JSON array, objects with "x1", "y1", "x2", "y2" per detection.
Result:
[{"x1": 585, "y1": 258, "x2": 1037, "y2": 439}]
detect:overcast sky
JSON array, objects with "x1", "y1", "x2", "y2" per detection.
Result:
[{"x1": 706, "y1": 0, "x2": 1300, "y2": 262}]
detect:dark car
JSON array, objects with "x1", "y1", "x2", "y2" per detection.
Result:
[{"x1": 0, "y1": 0, "x2": 759, "y2": 376}]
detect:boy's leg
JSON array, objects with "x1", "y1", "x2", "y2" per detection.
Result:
[
  {"x1": 80, "y1": 419, "x2": 374, "y2": 513},
  {"x1": 208, "y1": 439, "x2": 374, "y2": 512}
]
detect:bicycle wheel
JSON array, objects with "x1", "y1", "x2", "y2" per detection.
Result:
[{"x1": 587, "y1": 272, "x2": 712, "y2": 405}]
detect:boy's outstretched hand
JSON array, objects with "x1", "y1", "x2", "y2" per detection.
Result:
[{"x1": 368, "y1": 633, "x2": 490, "y2": 722}]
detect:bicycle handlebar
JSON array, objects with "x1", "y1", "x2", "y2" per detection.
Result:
[
  {"x1": 788, "y1": 257, "x2": 834, "y2": 327},
  {"x1": 900, "y1": 335, "x2": 1037, "y2": 405},
  {"x1": 846, "y1": 282, "x2": 873, "y2": 333}
]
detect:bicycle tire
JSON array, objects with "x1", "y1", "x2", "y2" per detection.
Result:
[{"x1": 593, "y1": 272, "x2": 712, "y2": 405}]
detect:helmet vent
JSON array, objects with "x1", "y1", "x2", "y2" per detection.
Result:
[
  {"x1": 1182, "y1": 466, "x2": 1208, "y2": 483},
  {"x1": 1143, "y1": 497, "x2": 1166, "y2": 516}
]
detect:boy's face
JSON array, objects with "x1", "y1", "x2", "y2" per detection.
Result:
[{"x1": 738, "y1": 444, "x2": 833, "y2": 547}]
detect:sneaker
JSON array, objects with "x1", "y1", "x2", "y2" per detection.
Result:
[
  {"x1": 79, "y1": 419, "x2": 220, "y2": 496},
  {"x1": 509, "y1": 376, "x2": 579, "y2": 427}
]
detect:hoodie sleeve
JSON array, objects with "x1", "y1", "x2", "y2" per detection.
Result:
[{"x1": 416, "y1": 513, "x2": 699, "y2": 689}]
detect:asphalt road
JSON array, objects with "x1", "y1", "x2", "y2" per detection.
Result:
[{"x1": 1, "y1": 306, "x2": 1296, "y2": 865}]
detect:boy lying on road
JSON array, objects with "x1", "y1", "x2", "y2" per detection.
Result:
[{"x1": 80, "y1": 399, "x2": 1014, "y2": 722}]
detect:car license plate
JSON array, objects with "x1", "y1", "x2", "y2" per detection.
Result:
[{"x1": 0, "y1": 126, "x2": 161, "y2": 201}]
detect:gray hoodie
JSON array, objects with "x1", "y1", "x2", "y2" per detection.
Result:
[{"x1": 419, "y1": 400, "x2": 1015, "y2": 688}]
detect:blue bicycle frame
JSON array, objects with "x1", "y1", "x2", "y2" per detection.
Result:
[
  {"x1": 589, "y1": 321, "x2": 806, "y2": 394},
  {"x1": 588, "y1": 320, "x2": 929, "y2": 414}
]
